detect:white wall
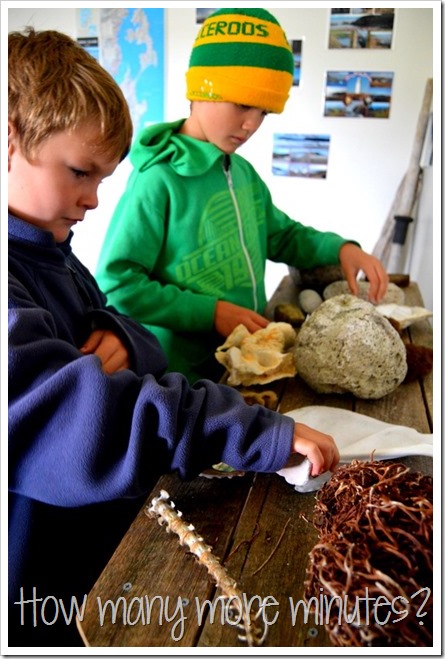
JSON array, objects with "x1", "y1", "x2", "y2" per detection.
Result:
[{"x1": 8, "y1": 4, "x2": 436, "y2": 301}]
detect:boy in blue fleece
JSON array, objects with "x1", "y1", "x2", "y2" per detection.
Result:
[{"x1": 8, "y1": 28, "x2": 339, "y2": 647}]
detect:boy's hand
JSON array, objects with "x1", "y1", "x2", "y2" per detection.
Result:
[
  {"x1": 80, "y1": 329, "x2": 130, "y2": 374},
  {"x1": 339, "y1": 242, "x2": 389, "y2": 304},
  {"x1": 214, "y1": 300, "x2": 269, "y2": 337},
  {"x1": 290, "y1": 423, "x2": 340, "y2": 476}
]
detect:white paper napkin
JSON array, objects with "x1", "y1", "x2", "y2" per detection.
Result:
[{"x1": 276, "y1": 405, "x2": 433, "y2": 493}]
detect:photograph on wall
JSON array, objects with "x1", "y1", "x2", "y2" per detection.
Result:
[
  {"x1": 76, "y1": 8, "x2": 165, "y2": 132},
  {"x1": 272, "y1": 134, "x2": 330, "y2": 179},
  {"x1": 289, "y1": 39, "x2": 303, "y2": 86},
  {"x1": 328, "y1": 8, "x2": 395, "y2": 49},
  {"x1": 323, "y1": 71, "x2": 394, "y2": 118},
  {"x1": 196, "y1": 9, "x2": 214, "y2": 24}
]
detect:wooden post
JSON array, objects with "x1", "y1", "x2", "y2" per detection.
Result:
[{"x1": 372, "y1": 78, "x2": 433, "y2": 268}]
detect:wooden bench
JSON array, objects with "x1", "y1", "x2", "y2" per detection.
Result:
[{"x1": 78, "y1": 279, "x2": 433, "y2": 648}]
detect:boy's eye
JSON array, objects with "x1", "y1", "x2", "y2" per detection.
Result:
[
  {"x1": 71, "y1": 168, "x2": 88, "y2": 179},
  {"x1": 238, "y1": 104, "x2": 269, "y2": 117}
]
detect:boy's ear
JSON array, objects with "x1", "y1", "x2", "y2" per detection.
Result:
[
  {"x1": 8, "y1": 121, "x2": 19, "y2": 169},
  {"x1": 8, "y1": 119, "x2": 16, "y2": 140},
  {"x1": 8, "y1": 120, "x2": 17, "y2": 151}
]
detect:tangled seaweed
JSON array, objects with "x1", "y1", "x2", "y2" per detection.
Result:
[{"x1": 304, "y1": 460, "x2": 433, "y2": 647}]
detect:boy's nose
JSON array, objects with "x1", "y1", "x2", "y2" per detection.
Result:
[
  {"x1": 242, "y1": 109, "x2": 265, "y2": 132},
  {"x1": 81, "y1": 186, "x2": 99, "y2": 210}
]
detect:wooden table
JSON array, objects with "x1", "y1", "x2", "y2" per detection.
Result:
[{"x1": 78, "y1": 279, "x2": 433, "y2": 648}]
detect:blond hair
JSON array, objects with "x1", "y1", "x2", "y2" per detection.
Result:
[{"x1": 8, "y1": 28, "x2": 133, "y2": 161}]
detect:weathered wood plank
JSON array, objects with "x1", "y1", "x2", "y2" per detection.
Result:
[
  {"x1": 198, "y1": 473, "x2": 333, "y2": 648},
  {"x1": 403, "y1": 284, "x2": 433, "y2": 427},
  {"x1": 278, "y1": 374, "x2": 355, "y2": 415},
  {"x1": 79, "y1": 472, "x2": 255, "y2": 647}
]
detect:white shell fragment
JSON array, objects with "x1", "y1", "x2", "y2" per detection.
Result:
[
  {"x1": 299, "y1": 289, "x2": 323, "y2": 314},
  {"x1": 323, "y1": 280, "x2": 405, "y2": 305},
  {"x1": 215, "y1": 322, "x2": 297, "y2": 386},
  {"x1": 376, "y1": 303, "x2": 433, "y2": 329},
  {"x1": 294, "y1": 295, "x2": 407, "y2": 399}
]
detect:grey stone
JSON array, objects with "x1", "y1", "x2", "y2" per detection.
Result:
[
  {"x1": 323, "y1": 280, "x2": 405, "y2": 305},
  {"x1": 299, "y1": 289, "x2": 323, "y2": 314},
  {"x1": 294, "y1": 294, "x2": 408, "y2": 399},
  {"x1": 289, "y1": 265, "x2": 344, "y2": 294}
]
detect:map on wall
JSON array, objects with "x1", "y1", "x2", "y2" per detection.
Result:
[{"x1": 77, "y1": 8, "x2": 165, "y2": 134}]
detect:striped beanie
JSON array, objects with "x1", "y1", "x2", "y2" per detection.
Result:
[{"x1": 186, "y1": 9, "x2": 294, "y2": 114}]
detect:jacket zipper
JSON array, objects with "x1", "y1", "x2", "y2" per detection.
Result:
[
  {"x1": 67, "y1": 263, "x2": 94, "y2": 312},
  {"x1": 223, "y1": 156, "x2": 258, "y2": 312}
]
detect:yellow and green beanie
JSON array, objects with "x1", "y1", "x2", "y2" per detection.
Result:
[{"x1": 186, "y1": 8, "x2": 294, "y2": 114}]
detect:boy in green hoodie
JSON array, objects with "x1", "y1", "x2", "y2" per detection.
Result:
[{"x1": 96, "y1": 8, "x2": 388, "y2": 384}]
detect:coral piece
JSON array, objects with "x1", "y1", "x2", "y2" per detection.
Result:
[
  {"x1": 237, "y1": 388, "x2": 279, "y2": 409},
  {"x1": 146, "y1": 490, "x2": 267, "y2": 646},
  {"x1": 294, "y1": 295, "x2": 407, "y2": 399},
  {"x1": 215, "y1": 322, "x2": 297, "y2": 386},
  {"x1": 304, "y1": 460, "x2": 433, "y2": 647}
]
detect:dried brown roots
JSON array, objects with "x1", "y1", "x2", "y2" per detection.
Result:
[{"x1": 304, "y1": 460, "x2": 433, "y2": 647}]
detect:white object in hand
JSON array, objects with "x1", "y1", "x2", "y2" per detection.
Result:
[{"x1": 276, "y1": 405, "x2": 433, "y2": 493}]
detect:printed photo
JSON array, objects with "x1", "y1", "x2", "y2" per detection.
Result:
[
  {"x1": 328, "y1": 8, "x2": 395, "y2": 49},
  {"x1": 272, "y1": 134, "x2": 330, "y2": 179},
  {"x1": 196, "y1": 9, "x2": 214, "y2": 24},
  {"x1": 289, "y1": 39, "x2": 303, "y2": 86},
  {"x1": 324, "y1": 71, "x2": 394, "y2": 118}
]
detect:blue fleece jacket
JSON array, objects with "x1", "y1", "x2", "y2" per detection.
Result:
[{"x1": 8, "y1": 214, "x2": 294, "y2": 646}]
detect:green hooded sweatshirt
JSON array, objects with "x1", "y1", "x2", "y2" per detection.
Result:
[{"x1": 96, "y1": 119, "x2": 351, "y2": 383}]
